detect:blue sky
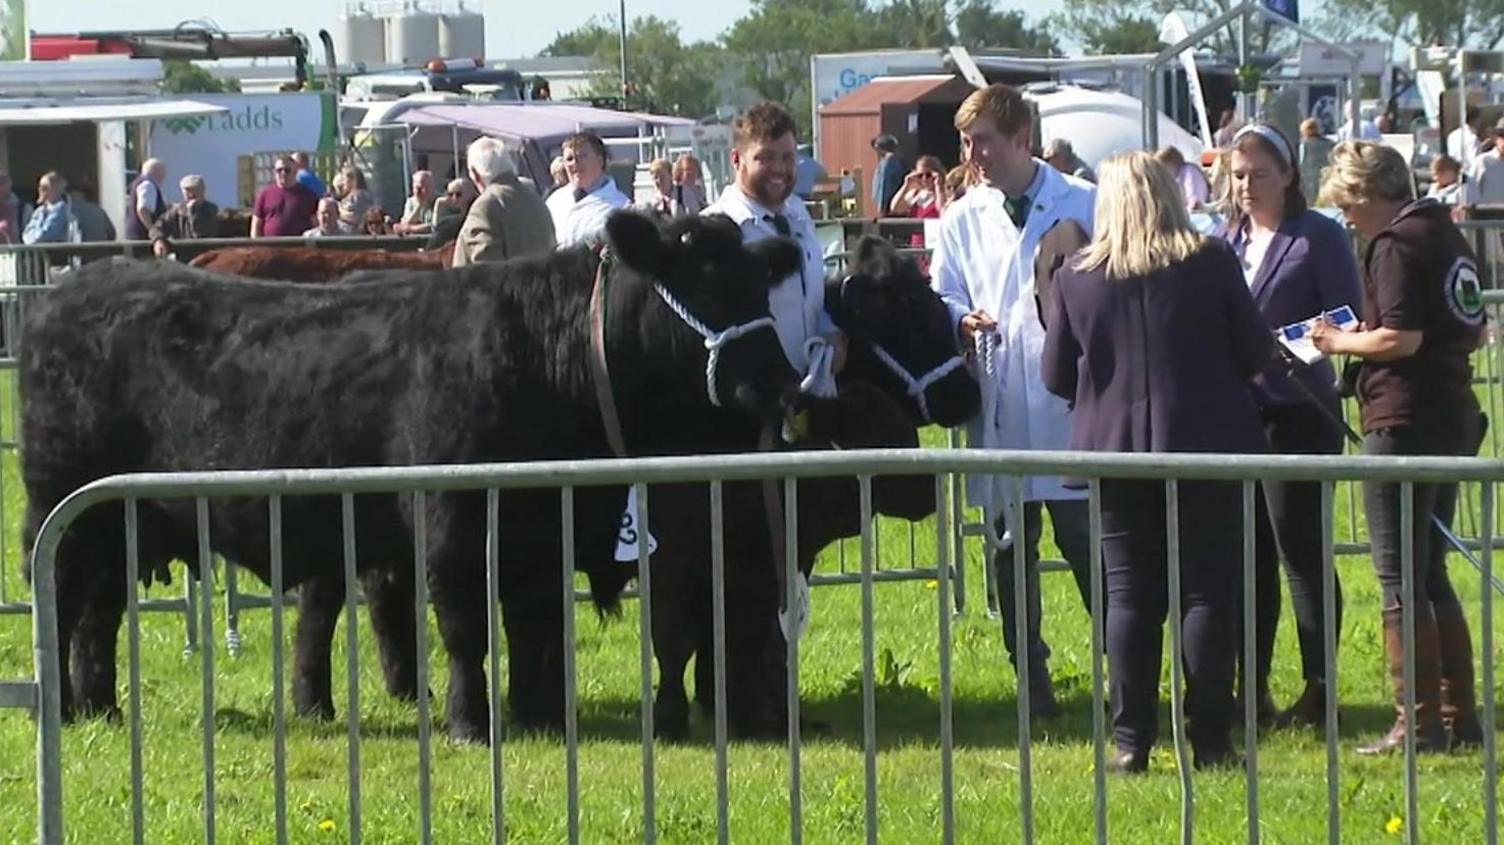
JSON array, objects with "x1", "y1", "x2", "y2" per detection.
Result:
[{"x1": 29, "y1": 0, "x2": 1082, "y2": 61}]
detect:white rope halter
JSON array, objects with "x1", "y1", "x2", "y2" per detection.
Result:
[
  {"x1": 868, "y1": 342, "x2": 967, "y2": 424},
  {"x1": 653, "y1": 283, "x2": 778, "y2": 408}
]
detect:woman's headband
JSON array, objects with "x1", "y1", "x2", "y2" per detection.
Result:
[{"x1": 1231, "y1": 124, "x2": 1294, "y2": 167}]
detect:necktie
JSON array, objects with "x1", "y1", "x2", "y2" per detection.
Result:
[
  {"x1": 766, "y1": 213, "x2": 792, "y2": 237},
  {"x1": 1005, "y1": 195, "x2": 1031, "y2": 228},
  {"x1": 572, "y1": 186, "x2": 589, "y2": 202}
]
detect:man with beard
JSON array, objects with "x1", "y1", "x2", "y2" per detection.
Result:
[
  {"x1": 704, "y1": 101, "x2": 846, "y2": 379},
  {"x1": 545, "y1": 132, "x2": 630, "y2": 247}
]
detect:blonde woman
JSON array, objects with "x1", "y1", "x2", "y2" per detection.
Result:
[
  {"x1": 671, "y1": 154, "x2": 706, "y2": 216},
  {"x1": 1310, "y1": 141, "x2": 1486, "y2": 755},
  {"x1": 639, "y1": 158, "x2": 681, "y2": 220},
  {"x1": 1042, "y1": 151, "x2": 1272, "y2": 774}
]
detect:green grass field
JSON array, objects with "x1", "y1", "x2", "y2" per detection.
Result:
[{"x1": 0, "y1": 415, "x2": 1500, "y2": 842}]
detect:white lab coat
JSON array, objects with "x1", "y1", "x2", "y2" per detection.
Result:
[
  {"x1": 930, "y1": 162, "x2": 1095, "y2": 508},
  {"x1": 546, "y1": 178, "x2": 631, "y2": 248},
  {"x1": 703, "y1": 185, "x2": 836, "y2": 372}
]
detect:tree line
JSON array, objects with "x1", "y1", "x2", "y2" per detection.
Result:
[{"x1": 542, "y1": 0, "x2": 1500, "y2": 130}]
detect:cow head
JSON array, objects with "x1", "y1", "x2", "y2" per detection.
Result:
[
  {"x1": 825, "y1": 236, "x2": 980, "y2": 428},
  {"x1": 605, "y1": 210, "x2": 799, "y2": 420}
]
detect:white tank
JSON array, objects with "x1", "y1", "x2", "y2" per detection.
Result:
[
  {"x1": 438, "y1": 9, "x2": 485, "y2": 61},
  {"x1": 384, "y1": 5, "x2": 442, "y2": 68},
  {"x1": 336, "y1": 8, "x2": 386, "y2": 66}
]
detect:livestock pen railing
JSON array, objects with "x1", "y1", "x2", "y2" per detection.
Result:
[{"x1": 3, "y1": 449, "x2": 1501, "y2": 844}]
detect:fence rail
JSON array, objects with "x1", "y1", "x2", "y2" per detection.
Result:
[{"x1": 10, "y1": 448, "x2": 1503, "y2": 844}]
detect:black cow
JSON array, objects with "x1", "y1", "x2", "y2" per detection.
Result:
[
  {"x1": 20, "y1": 211, "x2": 803, "y2": 742},
  {"x1": 655, "y1": 237, "x2": 983, "y2": 739}
]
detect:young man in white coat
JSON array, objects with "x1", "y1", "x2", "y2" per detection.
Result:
[
  {"x1": 704, "y1": 101, "x2": 846, "y2": 379},
  {"x1": 930, "y1": 83, "x2": 1096, "y2": 717},
  {"x1": 546, "y1": 132, "x2": 631, "y2": 248}
]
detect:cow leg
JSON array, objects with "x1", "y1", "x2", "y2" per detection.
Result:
[
  {"x1": 496, "y1": 583, "x2": 564, "y2": 737},
  {"x1": 69, "y1": 566, "x2": 127, "y2": 720},
  {"x1": 362, "y1": 567, "x2": 420, "y2": 702},
  {"x1": 651, "y1": 574, "x2": 695, "y2": 743},
  {"x1": 292, "y1": 575, "x2": 345, "y2": 720}
]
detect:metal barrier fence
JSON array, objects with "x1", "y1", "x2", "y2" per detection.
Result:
[{"x1": 8, "y1": 448, "x2": 1502, "y2": 843}]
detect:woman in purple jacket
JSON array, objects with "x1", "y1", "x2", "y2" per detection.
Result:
[
  {"x1": 1217, "y1": 123, "x2": 1363, "y2": 729},
  {"x1": 1043, "y1": 151, "x2": 1272, "y2": 772}
]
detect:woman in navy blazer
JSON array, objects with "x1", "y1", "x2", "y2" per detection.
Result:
[
  {"x1": 1216, "y1": 124, "x2": 1363, "y2": 729},
  {"x1": 1043, "y1": 151, "x2": 1272, "y2": 773}
]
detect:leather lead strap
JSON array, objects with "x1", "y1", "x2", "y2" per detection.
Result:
[
  {"x1": 588, "y1": 250, "x2": 629, "y2": 459},
  {"x1": 758, "y1": 426, "x2": 790, "y2": 613}
]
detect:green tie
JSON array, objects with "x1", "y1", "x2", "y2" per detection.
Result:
[{"x1": 1005, "y1": 194, "x2": 1031, "y2": 228}]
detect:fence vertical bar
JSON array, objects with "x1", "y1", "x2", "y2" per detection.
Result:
[
  {"x1": 935, "y1": 474, "x2": 955, "y2": 845},
  {"x1": 858, "y1": 475, "x2": 879, "y2": 845},
  {"x1": 635, "y1": 482, "x2": 657, "y2": 845},
  {"x1": 1481, "y1": 483, "x2": 1497, "y2": 845},
  {"x1": 31, "y1": 417, "x2": 62, "y2": 845},
  {"x1": 948, "y1": 429, "x2": 967, "y2": 614},
  {"x1": 413, "y1": 491, "x2": 434, "y2": 845},
  {"x1": 1011, "y1": 475, "x2": 1034, "y2": 844},
  {"x1": 1399, "y1": 482, "x2": 1418, "y2": 844},
  {"x1": 341, "y1": 493, "x2": 362, "y2": 845},
  {"x1": 561, "y1": 487, "x2": 581, "y2": 845},
  {"x1": 269, "y1": 497, "x2": 289, "y2": 845},
  {"x1": 710, "y1": 481, "x2": 730, "y2": 845},
  {"x1": 125, "y1": 500, "x2": 145, "y2": 845},
  {"x1": 223, "y1": 558, "x2": 241, "y2": 658},
  {"x1": 486, "y1": 489, "x2": 505, "y2": 845},
  {"x1": 1087, "y1": 480, "x2": 1107, "y2": 845},
  {"x1": 785, "y1": 476, "x2": 803, "y2": 845},
  {"x1": 1165, "y1": 481, "x2": 1192, "y2": 845},
  {"x1": 184, "y1": 569, "x2": 199, "y2": 656},
  {"x1": 1321, "y1": 482, "x2": 1339, "y2": 845},
  {"x1": 196, "y1": 497, "x2": 217, "y2": 845},
  {"x1": 1241, "y1": 480, "x2": 1259, "y2": 845}
]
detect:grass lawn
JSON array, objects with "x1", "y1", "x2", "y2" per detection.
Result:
[{"x1": 0, "y1": 415, "x2": 1499, "y2": 842}]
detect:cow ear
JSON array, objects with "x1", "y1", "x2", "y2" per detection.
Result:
[
  {"x1": 854, "y1": 235, "x2": 898, "y2": 277},
  {"x1": 746, "y1": 237, "x2": 802, "y2": 286},
  {"x1": 605, "y1": 210, "x2": 669, "y2": 276}
]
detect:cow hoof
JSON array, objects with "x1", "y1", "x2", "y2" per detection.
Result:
[
  {"x1": 654, "y1": 718, "x2": 690, "y2": 744},
  {"x1": 447, "y1": 719, "x2": 492, "y2": 745},
  {"x1": 801, "y1": 716, "x2": 832, "y2": 736},
  {"x1": 74, "y1": 701, "x2": 122, "y2": 724},
  {"x1": 293, "y1": 696, "x2": 336, "y2": 722}
]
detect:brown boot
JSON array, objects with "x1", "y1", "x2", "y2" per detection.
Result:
[
  {"x1": 1357, "y1": 605, "x2": 1449, "y2": 756},
  {"x1": 1434, "y1": 602, "x2": 1484, "y2": 748}
]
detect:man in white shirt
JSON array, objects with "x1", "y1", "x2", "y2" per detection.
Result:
[
  {"x1": 929, "y1": 83, "x2": 1097, "y2": 717},
  {"x1": 703, "y1": 101, "x2": 846, "y2": 377},
  {"x1": 128, "y1": 158, "x2": 168, "y2": 241},
  {"x1": 302, "y1": 197, "x2": 343, "y2": 238},
  {"x1": 1447, "y1": 105, "x2": 1482, "y2": 166},
  {"x1": 1461, "y1": 117, "x2": 1504, "y2": 209},
  {"x1": 545, "y1": 132, "x2": 630, "y2": 247}
]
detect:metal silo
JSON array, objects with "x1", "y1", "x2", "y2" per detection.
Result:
[
  {"x1": 336, "y1": 5, "x2": 387, "y2": 65},
  {"x1": 438, "y1": 4, "x2": 485, "y2": 60},
  {"x1": 384, "y1": 2, "x2": 441, "y2": 67}
]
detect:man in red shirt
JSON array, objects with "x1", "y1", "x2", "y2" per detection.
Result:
[{"x1": 250, "y1": 156, "x2": 318, "y2": 238}]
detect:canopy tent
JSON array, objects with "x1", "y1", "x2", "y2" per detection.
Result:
[
  {"x1": 0, "y1": 98, "x2": 226, "y2": 126},
  {"x1": 392, "y1": 103, "x2": 694, "y2": 191}
]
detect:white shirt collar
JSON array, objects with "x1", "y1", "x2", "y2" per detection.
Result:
[{"x1": 712, "y1": 184, "x2": 806, "y2": 227}]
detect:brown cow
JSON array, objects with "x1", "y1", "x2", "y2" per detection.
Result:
[{"x1": 189, "y1": 242, "x2": 455, "y2": 282}]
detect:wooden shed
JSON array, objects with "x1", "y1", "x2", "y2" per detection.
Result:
[{"x1": 817, "y1": 74, "x2": 977, "y2": 180}]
